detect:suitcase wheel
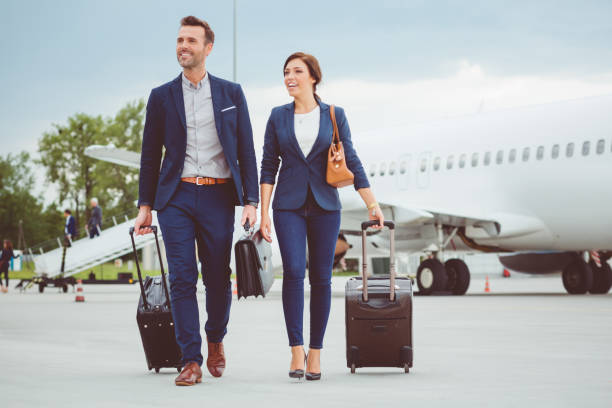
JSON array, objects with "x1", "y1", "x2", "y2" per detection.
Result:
[
  {"x1": 350, "y1": 363, "x2": 356, "y2": 374},
  {"x1": 404, "y1": 364, "x2": 410, "y2": 374},
  {"x1": 155, "y1": 368, "x2": 160, "y2": 373}
]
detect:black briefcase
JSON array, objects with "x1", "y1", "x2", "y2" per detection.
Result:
[
  {"x1": 129, "y1": 226, "x2": 182, "y2": 373},
  {"x1": 234, "y1": 222, "x2": 268, "y2": 299},
  {"x1": 345, "y1": 220, "x2": 414, "y2": 374}
]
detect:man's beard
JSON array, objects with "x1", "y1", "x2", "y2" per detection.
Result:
[{"x1": 178, "y1": 54, "x2": 203, "y2": 68}]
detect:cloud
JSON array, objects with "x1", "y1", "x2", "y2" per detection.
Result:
[{"x1": 243, "y1": 60, "x2": 612, "y2": 149}]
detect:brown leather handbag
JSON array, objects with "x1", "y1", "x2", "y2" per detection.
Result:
[{"x1": 327, "y1": 105, "x2": 354, "y2": 188}]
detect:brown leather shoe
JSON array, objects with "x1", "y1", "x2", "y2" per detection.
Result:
[
  {"x1": 207, "y1": 341, "x2": 226, "y2": 378},
  {"x1": 175, "y1": 361, "x2": 202, "y2": 386}
]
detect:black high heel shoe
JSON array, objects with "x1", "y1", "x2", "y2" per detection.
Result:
[
  {"x1": 306, "y1": 354, "x2": 321, "y2": 381},
  {"x1": 288, "y1": 350, "x2": 307, "y2": 379}
]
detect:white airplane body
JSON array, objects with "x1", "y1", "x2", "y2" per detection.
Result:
[{"x1": 86, "y1": 94, "x2": 612, "y2": 295}]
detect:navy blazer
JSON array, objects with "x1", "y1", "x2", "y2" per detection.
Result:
[
  {"x1": 260, "y1": 101, "x2": 369, "y2": 211},
  {"x1": 138, "y1": 73, "x2": 259, "y2": 210},
  {"x1": 65, "y1": 216, "x2": 76, "y2": 237}
]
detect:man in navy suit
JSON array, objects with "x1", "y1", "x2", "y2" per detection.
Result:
[{"x1": 134, "y1": 16, "x2": 258, "y2": 386}]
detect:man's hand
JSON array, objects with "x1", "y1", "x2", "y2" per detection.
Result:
[
  {"x1": 241, "y1": 205, "x2": 257, "y2": 229},
  {"x1": 134, "y1": 206, "x2": 153, "y2": 235}
]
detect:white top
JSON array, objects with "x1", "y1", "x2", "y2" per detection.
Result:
[{"x1": 294, "y1": 106, "x2": 320, "y2": 157}]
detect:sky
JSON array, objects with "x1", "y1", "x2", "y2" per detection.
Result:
[{"x1": 1, "y1": 0, "x2": 612, "y2": 198}]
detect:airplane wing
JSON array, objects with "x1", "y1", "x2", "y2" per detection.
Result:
[
  {"x1": 84, "y1": 145, "x2": 140, "y2": 168},
  {"x1": 338, "y1": 188, "x2": 550, "y2": 253}
]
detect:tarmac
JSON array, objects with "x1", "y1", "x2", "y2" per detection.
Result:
[{"x1": 0, "y1": 275, "x2": 611, "y2": 407}]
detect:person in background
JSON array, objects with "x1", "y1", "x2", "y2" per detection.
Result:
[
  {"x1": 64, "y1": 209, "x2": 76, "y2": 246},
  {"x1": 87, "y1": 198, "x2": 102, "y2": 238},
  {"x1": 0, "y1": 239, "x2": 15, "y2": 292}
]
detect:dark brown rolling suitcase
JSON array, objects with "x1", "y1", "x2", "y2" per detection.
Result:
[
  {"x1": 345, "y1": 220, "x2": 413, "y2": 374},
  {"x1": 129, "y1": 225, "x2": 182, "y2": 373}
]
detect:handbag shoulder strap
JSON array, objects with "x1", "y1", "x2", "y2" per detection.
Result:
[{"x1": 330, "y1": 105, "x2": 340, "y2": 144}]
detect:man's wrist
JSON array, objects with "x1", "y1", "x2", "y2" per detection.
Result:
[{"x1": 246, "y1": 201, "x2": 258, "y2": 209}]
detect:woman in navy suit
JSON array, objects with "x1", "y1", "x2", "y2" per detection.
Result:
[{"x1": 259, "y1": 52, "x2": 384, "y2": 380}]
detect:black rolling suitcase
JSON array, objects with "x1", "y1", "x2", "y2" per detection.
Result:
[
  {"x1": 129, "y1": 225, "x2": 182, "y2": 373},
  {"x1": 345, "y1": 220, "x2": 413, "y2": 374}
]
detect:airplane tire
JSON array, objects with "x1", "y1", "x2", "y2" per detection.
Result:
[
  {"x1": 562, "y1": 258, "x2": 593, "y2": 294},
  {"x1": 417, "y1": 258, "x2": 447, "y2": 295},
  {"x1": 588, "y1": 261, "x2": 612, "y2": 294},
  {"x1": 445, "y1": 259, "x2": 470, "y2": 295}
]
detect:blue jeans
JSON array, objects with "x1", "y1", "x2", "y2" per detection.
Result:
[
  {"x1": 273, "y1": 192, "x2": 341, "y2": 349},
  {"x1": 157, "y1": 181, "x2": 235, "y2": 366}
]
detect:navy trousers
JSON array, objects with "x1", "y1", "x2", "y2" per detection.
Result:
[
  {"x1": 158, "y1": 181, "x2": 235, "y2": 366},
  {"x1": 273, "y1": 191, "x2": 341, "y2": 349}
]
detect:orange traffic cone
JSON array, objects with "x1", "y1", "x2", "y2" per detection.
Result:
[
  {"x1": 484, "y1": 275, "x2": 491, "y2": 293},
  {"x1": 502, "y1": 269, "x2": 511, "y2": 278},
  {"x1": 75, "y1": 279, "x2": 85, "y2": 302},
  {"x1": 232, "y1": 280, "x2": 237, "y2": 296}
]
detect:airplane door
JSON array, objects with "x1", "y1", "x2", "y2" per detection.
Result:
[
  {"x1": 416, "y1": 152, "x2": 431, "y2": 189},
  {"x1": 397, "y1": 154, "x2": 411, "y2": 190}
]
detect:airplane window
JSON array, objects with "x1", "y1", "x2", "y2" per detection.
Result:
[
  {"x1": 419, "y1": 158, "x2": 427, "y2": 173},
  {"x1": 380, "y1": 162, "x2": 387, "y2": 176},
  {"x1": 596, "y1": 139, "x2": 605, "y2": 154},
  {"x1": 552, "y1": 144, "x2": 560, "y2": 159},
  {"x1": 446, "y1": 155, "x2": 454, "y2": 170},
  {"x1": 433, "y1": 157, "x2": 441, "y2": 171},
  {"x1": 536, "y1": 146, "x2": 544, "y2": 160},
  {"x1": 399, "y1": 161, "x2": 407, "y2": 174},
  {"x1": 566, "y1": 143, "x2": 574, "y2": 158},
  {"x1": 582, "y1": 141, "x2": 590, "y2": 156},
  {"x1": 471, "y1": 152, "x2": 479, "y2": 167},
  {"x1": 522, "y1": 147, "x2": 530, "y2": 162},
  {"x1": 509, "y1": 149, "x2": 516, "y2": 163},
  {"x1": 459, "y1": 154, "x2": 466, "y2": 168},
  {"x1": 389, "y1": 161, "x2": 396, "y2": 175},
  {"x1": 484, "y1": 152, "x2": 491, "y2": 166},
  {"x1": 496, "y1": 150, "x2": 503, "y2": 164},
  {"x1": 369, "y1": 164, "x2": 376, "y2": 177}
]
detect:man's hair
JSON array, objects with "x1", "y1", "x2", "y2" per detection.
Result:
[
  {"x1": 64, "y1": 209, "x2": 71, "y2": 215},
  {"x1": 91, "y1": 197, "x2": 98, "y2": 205},
  {"x1": 180, "y1": 15, "x2": 215, "y2": 45}
]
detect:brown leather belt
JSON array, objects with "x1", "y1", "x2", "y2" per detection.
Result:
[{"x1": 181, "y1": 177, "x2": 231, "y2": 185}]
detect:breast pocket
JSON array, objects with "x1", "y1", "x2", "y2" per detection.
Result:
[{"x1": 222, "y1": 108, "x2": 238, "y2": 135}]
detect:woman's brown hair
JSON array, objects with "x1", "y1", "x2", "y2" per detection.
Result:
[{"x1": 283, "y1": 52, "x2": 322, "y2": 101}]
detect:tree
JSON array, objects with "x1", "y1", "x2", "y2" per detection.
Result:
[
  {"x1": 38, "y1": 113, "x2": 105, "y2": 230},
  {"x1": 37, "y1": 100, "x2": 145, "y2": 230},
  {"x1": 91, "y1": 100, "x2": 144, "y2": 219},
  {"x1": 0, "y1": 152, "x2": 63, "y2": 248}
]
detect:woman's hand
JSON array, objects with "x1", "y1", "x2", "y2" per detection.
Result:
[
  {"x1": 260, "y1": 213, "x2": 273, "y2": 243},
  {"x1": 369, "y1": 204, "x2": 384, "y2": 229}
]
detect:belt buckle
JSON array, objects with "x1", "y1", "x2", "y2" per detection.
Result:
[{"x1": 195, "y1": 176, "x2": 202, "y2": 185}]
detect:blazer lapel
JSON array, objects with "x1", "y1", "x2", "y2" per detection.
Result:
[
  {"x1": 208, "y1": 73, "x2": 224, "y2": 139},
  {"x1": 305, "y1": 102, "x2": 330, "y2": 161},
  {"x1": 170, "y1": 74, "x2": 186, "y2": 132}
]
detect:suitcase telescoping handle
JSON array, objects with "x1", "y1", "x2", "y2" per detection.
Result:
[
  {"x1": 128, "y1": 225, "x2": 172, "y2": 312},
  {"x1": 360, "y1": 220, "x2": 396, "y2": 302}
]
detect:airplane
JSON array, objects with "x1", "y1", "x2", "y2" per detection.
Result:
[{"x1": 86, "y1": 93, "x2": 612, "y2": 296}]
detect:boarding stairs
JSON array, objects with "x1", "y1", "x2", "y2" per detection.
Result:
[{"x1": 32, "y1": 212, "x2": 160, "y2": 278}]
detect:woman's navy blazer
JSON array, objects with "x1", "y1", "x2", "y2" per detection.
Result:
[{"x1": 260, "y1": 101, "x2": 369, "y2": 211}]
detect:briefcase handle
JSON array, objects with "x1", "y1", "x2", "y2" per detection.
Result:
[
  {"x1": 129, "y1": 225, "x2": 172, "y2": 312},
  {"x1": 361, "y1": 220, "x2": 396, "y2": 302}
]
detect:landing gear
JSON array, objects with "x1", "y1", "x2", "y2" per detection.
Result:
[
  {"x1": 416, "y1": 258, "x2": 448, "y2": 295},
  {"x1": 562, "y1": 257, "x2": 593, "y2": 294},
  {"x1": 444, "y1": 259, "x2": 470, "y2": 295},
  {"x1": 588, "y1": 260, "x2": 612, "y2": 294}
]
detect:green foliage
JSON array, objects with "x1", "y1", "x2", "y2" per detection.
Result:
[
  {"x1": 0, "y1": 152, "x2": 63, "y2": 247},
  {"x1": 37, "y1": 100, "x2": 145, "y2": 230}
]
